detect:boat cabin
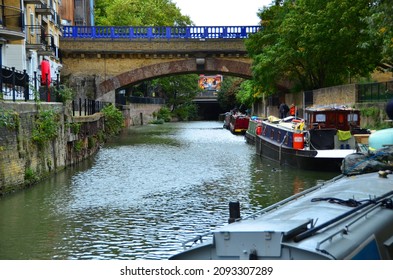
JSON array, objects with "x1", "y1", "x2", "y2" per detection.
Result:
[{"x1": 304, "y1": 106, "x2": 361, "y2": 131}]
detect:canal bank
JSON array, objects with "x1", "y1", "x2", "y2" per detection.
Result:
[
  {"x1": 0, "y1": 100, "x2": 164, "y2": 196},
  {"x1": 0, "y1": 101, "x2": 104, "y2": 196}
]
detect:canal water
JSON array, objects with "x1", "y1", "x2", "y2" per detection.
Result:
[{"x1": 0, "y1": 121, "x2": 338, "y2": 260}]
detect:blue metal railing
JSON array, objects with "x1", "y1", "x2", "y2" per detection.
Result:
[{"x1": 62, "y1": 25, "x2": 260, "y2": 40}]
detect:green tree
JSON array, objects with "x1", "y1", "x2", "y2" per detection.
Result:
[
  {"x1": 246, "y1": 0, "x2": 383, "y2": 94},
  {"x1": 95, "y1": 0, "x2": 192, "y2": 26},
  {"x1": 217, "y1": 76, "x2": 242, "y2": 111},
  {"x1": 153, "y1": 74, "x2": 199, "y2": 120},
  {"x1": 366, "y1": 0, "x2": 393, "y2": 63},
  {"x1": 236, "y1": 80, "x2": 259, "y2": 109}
]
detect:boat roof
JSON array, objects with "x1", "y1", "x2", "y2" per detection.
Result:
[
  {"x1": 306, "y1": 104, "x2": 360, "y2": 112},
  {"x1": 214, "y1": 171, "x2": 393, "y2": 258}
]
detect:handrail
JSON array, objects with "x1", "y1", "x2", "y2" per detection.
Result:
[
  {"x1": 62, "y1": 25, "x2": 260, "y2": 40},
  {"x1": 315, "y1": 202, "x2": 384, "y2": 250},
  {"x1": 293, "y1": 190, "x2": 393, "y2": 242}
]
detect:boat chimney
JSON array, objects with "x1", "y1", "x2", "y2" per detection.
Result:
[{"x1": 228, "y1": 201, "x2": 241, "y2": 223}]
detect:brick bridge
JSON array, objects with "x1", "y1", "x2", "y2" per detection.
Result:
[{"x1": 60, "y1": 26, "x2": 259, "y2": 102}]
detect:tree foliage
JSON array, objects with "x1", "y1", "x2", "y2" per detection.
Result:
[
  {"x1": 217, "y1": 76, "x2": 242, "y2": 111},
  {"x1": 153, "y1": 74, "x2": 199, "y2": 120},
  {"x1": 95, "y1": 0, "x2": 192, "y2": 26},
  {"x1": 246, "y1": 0, "x2": 384, "y2": 95},
  {"x1": 366, "y1": 0, "x2": 393, "y2": 63}
]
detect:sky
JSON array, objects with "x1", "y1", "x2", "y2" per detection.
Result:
[{"x1": 173, "y1": 0, "x2": 273, "y2": 26}]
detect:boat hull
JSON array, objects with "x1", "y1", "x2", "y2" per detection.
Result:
[{"x1": 255, "y1": 134, "x2": 349, "y2": 172}]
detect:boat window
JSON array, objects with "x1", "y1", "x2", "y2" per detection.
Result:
[
  {"x1": 271, "y1": 129, "x2": 274, "y2": 140},
  {"x1": 315, "y1": 114, "x2": 326, "y2": 122},
  {"x1": 347, "y1": 113, "x2": 358, "y2": 122},
  {"x1": 338, "y1": 114, "x2": 345, "y2": 124},
  {"x1": 277, "y1": 131, "x2": 281, "y2": 142}
]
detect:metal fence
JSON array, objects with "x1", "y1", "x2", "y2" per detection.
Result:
[
  {"x1": 0, "y1": 66, "x2": 59, "y2": 102},
  {"x1": 0, "y1": 67, "x2": 30, "y2": 101},
  {"x1": 62, "y1": 25, "x2": 260, "y2": 40},
  {"x1": 357, "y1": 80, "x2": 393, "y2": 102},
  {"x1": 71, "y1": 98, "x2": 111, "y2": 117},
  {"x1": 126, "y1": 96, "x2": 165, "y2": 104}
]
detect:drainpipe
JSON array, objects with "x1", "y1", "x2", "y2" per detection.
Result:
[
  {"x1": 0, "y1": 37, "x2": 6, "y2": 93},
  {"x1": 90, "y1": 0, "x2": 94, "y2": 26}
]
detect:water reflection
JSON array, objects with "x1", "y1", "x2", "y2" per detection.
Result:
[{"x1": 0, "y1": 121, "x2": 338, "y2": 260}]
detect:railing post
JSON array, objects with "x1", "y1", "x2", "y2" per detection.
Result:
[
  {"x1": 79, "y1": 98, "x2": 82, "y2": 116},
  {"x1": 111, "y1": 27, "x2": 115, "y2": 40},
  {"x1": 12, "y1": 67, "x2": 16, "y2": 102},
  {"x1": 147, "y1": 27, "x2": 153, "y2": 40},
  {"x1": 84, "y1": 99, "x2": 87, "y2": 115},
  {"x1": 33, "y1": 71, "x2": 37, "y2": 100},
  {"x1": 166, "y1": 27, "x2": 171, "y2": 40},
  {"x1": 56, "y1": 73, "x2": 60, "y2": 91},
  {"x1": 46, "y1": 73, "x2": 50, "y2": 102},
  {"x1": 241, "y1": 27, "x2": 247, "y2": 38},
  {"x1": 0, "y1": 43, "x2": 3, "y2": 93},
  {"x1": 72, "y1": 26, "x2": 77, "y2": 39},
  {"x1": 186, "y1": 27, "x2": 190, "y2": 39},
  {"x1": 129, "y1": 27, "x2": 134, "y2": 39},
  {"x1": 24, "y1": 70, "x2": 29, "y2": 101},
  {"x1": 92, "y1": 26, "x2": 96, "y2": 39}
]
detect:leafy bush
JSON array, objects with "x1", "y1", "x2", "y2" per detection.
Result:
[
  {"x1": 25, "y1": 168, "x2": 38, "y2": 185},
  {"x1": 0, "y1": 109, "x2": 19, "y2": 130},
  {"x1": 101, "y1": 104, "x2": 124, "y2": 136},
  {"x1": 32, "y1": 109, "x2": 59, "y2": 147},
  {"x1": 54, "y1": 85, "x2": 76, "y2": 103},
  {"x1": 173, "y1": 103, "x2": 198, "y2": 121},
  {"x1": 155, "y1": 106, "x2": 172, "y2": 122}
]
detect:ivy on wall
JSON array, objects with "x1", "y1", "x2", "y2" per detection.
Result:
[
  {"x1": 31, "y1": 109, "x2": 60, "y2": 147},
  {"x1": 0, "y1": 109, "x2": 20, "y2": 131}
]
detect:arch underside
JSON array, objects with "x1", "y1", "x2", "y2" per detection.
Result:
[{"x1": 98, "y1": 58, "x2": 252, "y2": 96}]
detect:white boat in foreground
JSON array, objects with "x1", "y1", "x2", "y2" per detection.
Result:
[{"x1": 170, "y1": 170, "x2": 393, "y2": 260}]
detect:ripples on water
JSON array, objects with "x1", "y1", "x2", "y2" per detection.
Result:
[{"x1": 0, "y1": 121, "x2": 337, "y2": 260}]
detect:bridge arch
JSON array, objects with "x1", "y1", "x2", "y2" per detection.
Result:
[{"x1": 98, "y1": 58, "x2": 252, "y2": 97}]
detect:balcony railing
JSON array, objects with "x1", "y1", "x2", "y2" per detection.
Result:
[
  {"x1": 35, "y1": 4, "x2": 55, "y2": 17},
  {"x1": 0, "y1": 4, "x2": 24, "y2": 39},
  {"x1": 23, "y1": 0, "x2": 45, "y2": 4},
  {"x1": 25, "y1": 25, "x2": 46, "y2": 50}
]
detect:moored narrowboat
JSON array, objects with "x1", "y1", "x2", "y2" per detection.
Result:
[
  {"x1": 255, "y1": 105, "x2": 369, "y2": 172},
  {"x1": 245, "y1": 116, "x2": 263, "y2": 145},
  {"x1": 170, "y1": 167, "x2": 393, "y2": 260},
  {"x1": 229, "y1": 113, "x2": 250, "y2": 134}
]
